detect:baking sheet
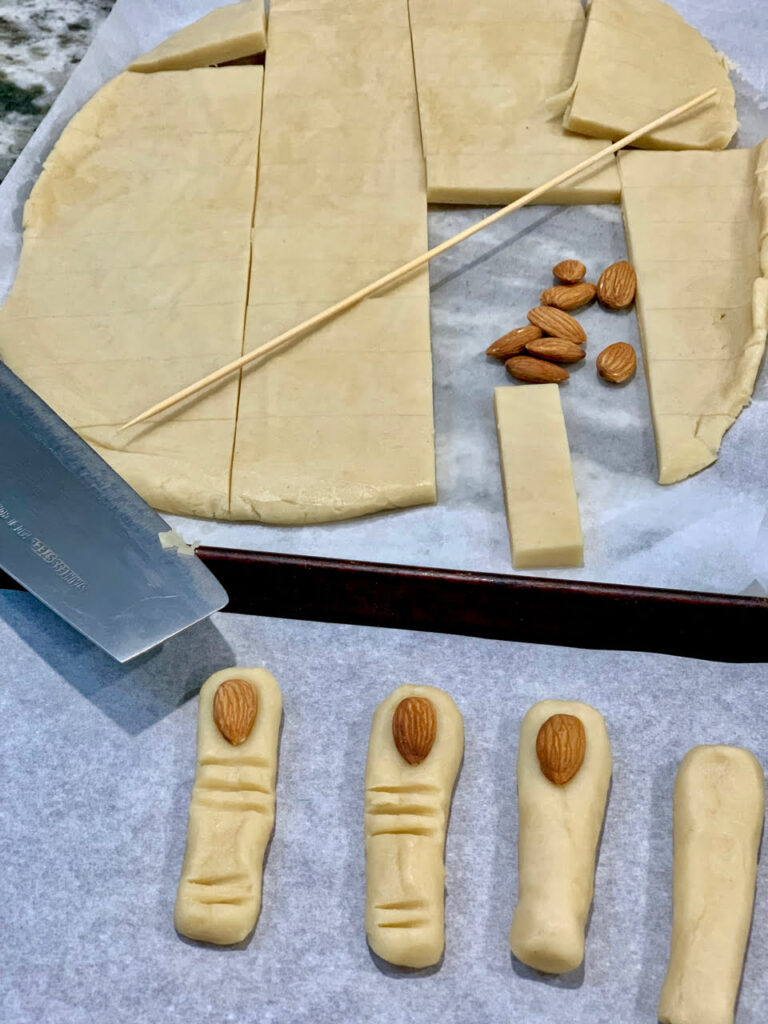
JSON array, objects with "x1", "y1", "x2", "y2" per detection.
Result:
[
  {"x1": 1, "y1": 0, "x2": 768, "y2": 596},
  {"x1": 2, "y1": 588, "x2": 768, "y2": 1024}
]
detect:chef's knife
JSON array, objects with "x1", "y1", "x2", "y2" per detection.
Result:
[{"x1": 0, "y1": 362, "x2": 228, "y2": 661}]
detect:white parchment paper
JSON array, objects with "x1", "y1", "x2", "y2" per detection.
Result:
[
  {"x1": 2, "y1": 589, "x2": 768, "y2": 1024},
  {"x1": 1, "y1": 0, "x2": 768, "y2": 596}
]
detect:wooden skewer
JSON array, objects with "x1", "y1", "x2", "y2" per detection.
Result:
[{"x1": 121, "y1": 88, "x2": 717, "y2": 430}]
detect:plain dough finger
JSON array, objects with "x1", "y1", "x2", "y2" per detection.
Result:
[
  {"x1": 658, "y1": 745, "x2": 764, "y2": 1024},
  {"x1": 510, "y1": 699, "x2": 612, "y2": 973}
]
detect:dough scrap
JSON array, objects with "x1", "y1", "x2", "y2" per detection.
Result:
[
  {"x1": 563, "y1": 0, "x2": 737, "y2": 150},
  {"x1": 174, "y1": 667, "x2": 282, "y2": 945},
  {"x1": 658, "y1": 745, "x2": 764, "y2": 1024},
  {"x1": 619, "y1": 140, "x2": 768, "y2": 484},
  {"x1": 0, "y1": 68, "x2": 263, "y2": 519},
  {"x1": 229, "y1": 0, "x2": 435, "y2": 523},
  {"x1": 129, "y1": 1, "x2": 267, "y2": 73},
  {"x1": 364, "y1": 685, "x2": 464, "y2": 968},
  {"x1": 510, "y1": 699, "x2": 611, "y2": 974},
  {"x1": 408, "y1": 0, "x2": 620, "y2": 204}
]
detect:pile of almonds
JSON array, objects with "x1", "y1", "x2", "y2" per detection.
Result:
[{"x1": 486, "y1": 259, "x2": 638, "y2": 385}]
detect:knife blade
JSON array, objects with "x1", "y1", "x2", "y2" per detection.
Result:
[{"x1": 0, "y1": 362, "x2": 228, "y2": 661}]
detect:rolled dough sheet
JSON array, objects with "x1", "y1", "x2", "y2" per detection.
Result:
[
  {"x1": 619, "y1": 140, "x2": 768, "y2": 484},
  {"x1": 408, "y1": 0, "x2": 620, "y2": 205},
  {"x1": 129, "y1": 1, "x2": 267, "y2": 73},
  {"x1": 0, "y1": 68, "x2": 262, "y2": 519},
  {"x1": 563, "y1": 0, "x2": 737, "y2": 150},
  {"x1": 658, "y1": 745, "x2": 764, "y2": 1024},
  {"x1": 229, "y1": 0, "x2": 435, "y2": 523}
]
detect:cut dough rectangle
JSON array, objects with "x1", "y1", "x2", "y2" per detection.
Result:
[
  {"x1": 229, "y1": 0, "x2": 435, "y2": 524},
  {"x1": 408, "y1": 0, "x2": 620, "y2": 205},
  {"x1": 129, "y1": 1, "x2": 267, "y2": 73},
  {"x1": 0, "y1": 68, "x2": 263, "y2": 521},
  {"x1": 493, "y1": 384, "x2": 584, "y2": 569},
  {"x1": 563, "y1": 0, "x2": 737, "y2": 150},
  {"x1": 619, "y1": 142, "x2": 768, "y2": 484}
]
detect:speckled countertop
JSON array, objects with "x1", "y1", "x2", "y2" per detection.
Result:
[{"x1": 0, "y1": 0, "x2": 114, "y2": 179}]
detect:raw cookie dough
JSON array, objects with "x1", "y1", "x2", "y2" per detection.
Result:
[
  {"x1": 563, "y1": 0, "x2": 736, "y2": 150},
  {"x1": 510, "y1": 699, "x2": 612, "y2": 973},
  {"x1": 364, "y1": 685, "x2": 463, "y2": 968},
  {"x1": 129, "y1": 1, "x2": 267, "y2": 73},
  {"x1": 175, "y1": 668, "x2": 282, "y2": 945},
  {"x1": 658, "y1": 745, "x2": 764, "y2": 1024},
  {"x1": 0, "y1": 67, "x2": 263, "y2": 519},
  {"x1": 494, "y1": 385, "x2": 584, "y2": 568},
  {"x1": 408, "y1": 0, "x2": 620, "y2": 204},
  {"x1": 619, "y1": 140, "x2": 768, "y2": 483},
  {"x1": 229, "y1": 0, "x2": 435, "y2": 522}
]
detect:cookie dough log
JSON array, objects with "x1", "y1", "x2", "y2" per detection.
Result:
[
  {"x1": 510, "y1": 700, "x2": 612, "y2": 973},
  {"x1": 129, "y1": 1, "x2": 267, "y2": 73},
  {"x1": 364, "y1": 685, "x2": 464, "y2": 968},
  {"x1": 175, "y1": 668, "x2": 282, "y2": 945},
  {"x1": 658, "y1": 746, "x2": 764, "y2": 1024}
]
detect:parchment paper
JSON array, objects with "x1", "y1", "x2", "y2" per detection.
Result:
[
  {"x1": 2, "y1": 588, "x2": 768, "y2": 1024},
  {"x1": 1, "y1": 0, "x2": 767, "y2": 596}
]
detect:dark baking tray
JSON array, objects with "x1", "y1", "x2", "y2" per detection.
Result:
[{"x1": 4, "y1": 546, "x2": 762, "y2": 663}]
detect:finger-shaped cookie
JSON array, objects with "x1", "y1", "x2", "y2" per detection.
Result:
[
  {"x1": 364, "y1": 684, "x2": 464, "y2": 968},
  {"x1": 174, "y1": 667, "x2": 282, "y2": 945},
  {"x1": 510, "y1": 699, "x2": 612, "y2": 973},
  {"x1": 658, "y1": 745, "x2": 764, "y2": 1024}
]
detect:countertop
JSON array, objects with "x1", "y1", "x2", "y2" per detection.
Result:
[{"x1": 0, "y1": 0, "x2": 114, "y2": 179}]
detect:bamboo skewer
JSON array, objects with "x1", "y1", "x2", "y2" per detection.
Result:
[{"x1": 121, "y1": 88, "x2": 717, "y2": 430}]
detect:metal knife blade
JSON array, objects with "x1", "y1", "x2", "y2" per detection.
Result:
[{"x1": 0, "y1": 362, "x2": 228, "y2": 661}]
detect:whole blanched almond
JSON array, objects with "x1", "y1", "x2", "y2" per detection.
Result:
[
  {"x1": 392, "y1": 696, "x2": 437, "y2": 765},
  {"x1": 597, "y1": 260, "x2": 637, "y2": 309},
  {"x1": 596, "y1": 342, "x2": 636, "y2": 383},
  {"x1": 525, "y1": 337, "x2": 585, "y2": 363},
  {"x1": 486, "y1": 325, "x2": 542, "y2": 359},
  {"x1": 527, "y1": 306, "x2": 586, "y2": 345},
  {"x1": 540, "y1": 282, "x2": 596, "y2": 311},
  {"x1": 536, "y1": 713, "x2": 586, "y2": 785},
  {"x1": 505, "y1": 356, "x2": 569, "y2": 384},
  {"x1": 213, "y1": 678, "x2": 259, "y2": 745},
  {"x1": 553, "y1": 259, "x2": 586, "y2": 284}
]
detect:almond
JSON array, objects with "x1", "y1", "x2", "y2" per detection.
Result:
[
  {"x1": 540, "y1": 282, "x2": 596, "y2": 311},
  {"x1": 597, "y1": 260, "x2": 637, "y2": 309},
  {"x1": 553, "y1": 259, "x2": 586, "y2": 284},
  {"x1": 392, "y1": 695, "x2": 437, "y2": 765},
  {"x1": 596, "y1": 342, "x2": 636, "y2": 383},
  {"x1": 536, "y1": 713, "x2": 586, "y2": 785},
  {"x1": 486, "y1": 325, "x2": 542, "y2": 359},
  {"x1": 527, "y1": 306, "x2": 586, "y2": 344},
  {"x1": 505, "y1": 356, "x2": 569, "y2": 384},
  {"x1": 213, "y1": 677, "x2": 259, "y2": 745},
  {"x1": 525, "y1": 337, "x2": 585, "y2": 364}
]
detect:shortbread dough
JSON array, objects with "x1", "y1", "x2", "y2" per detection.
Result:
[
  {"x1": 494, "y1": 385, "x2": 584, "y2": 568},
  {"x1": 129, "y1": 1, "x2": 267, "y2": 73},
  {"x1": 175, "y1": 667, "x2": 282, "y2": 945},
  {"x1": 619, "y1": 141, "x2": 768, "y2": 483},
  {"x1": 0, "y1": 68, "x2": 263, "y2": 519},
  {"x1": 563, "y1": 0, "x2": 736, "y2": 150},
  {"x1": 229, "y1": 0, "x2": 435, "y2": 522},
  {"x1": 364, "y1": 684, "x2": 463, "y2": 968},
  {"x1": 658, "y1": 745, "x2": 764, "y2": 1024},
  {"x1": 408, "y1": 0, "x2": 620, "y2": 204},
  {"x1": 510, "y1": 700, "x2": 612, "y2": 974}
]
